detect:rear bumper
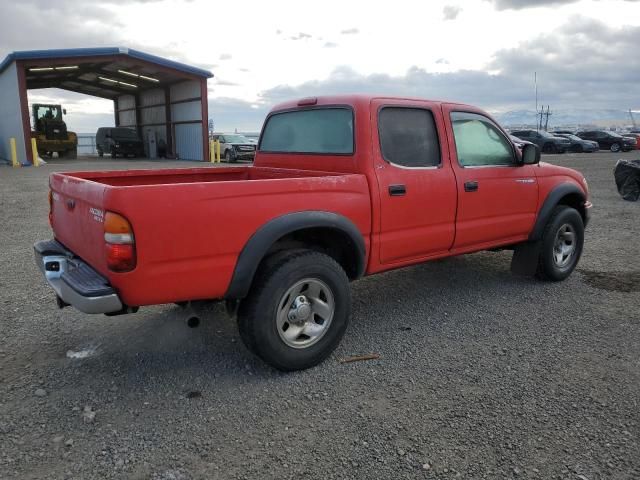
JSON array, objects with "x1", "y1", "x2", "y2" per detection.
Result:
[{"x1": 34, "y1": 240, "x2": 124, "y2": 314}]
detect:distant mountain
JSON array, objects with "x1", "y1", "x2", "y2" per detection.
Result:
[{"x1": 494, "y1": 109, "x2": 633, "y2": 128}]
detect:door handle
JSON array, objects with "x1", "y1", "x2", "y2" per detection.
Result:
[
  {"x1": 464, "y1": 181, "x2": 478, "y2": 192},
  {"x1": 388, "y1": 184, "x2": 406, "y2": 196}
]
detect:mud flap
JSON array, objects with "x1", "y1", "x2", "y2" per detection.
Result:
[{"x1": 511, "y1": 241, "x2": 542, "y2": 276}]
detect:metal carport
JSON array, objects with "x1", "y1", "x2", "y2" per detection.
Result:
[{"x1": 0, "y1": 47, "x2": 213, "y2": 164}]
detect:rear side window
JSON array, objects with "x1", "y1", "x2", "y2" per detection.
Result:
[
  {"x1": 259, "y1": 108, "x2": 353, "y2": 154},
  {"x1": 378, "y1": 107, "x2": 440, "y2": 167}
]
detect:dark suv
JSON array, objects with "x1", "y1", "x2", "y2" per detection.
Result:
[
  {"x1": 510, "y1": 129, "x2": 571, "y2": 154},
  {"x1": 96, "y1": 127, "x2": 145, "y2": 158},
  {"x1": 575, "y1": 130, "x2": 636, "y2": 152}
]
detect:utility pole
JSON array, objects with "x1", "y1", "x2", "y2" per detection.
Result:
[
  {"x1": 535, "y1": 72, "x2": 538, "y2": 131},
  {"x1": 544, "y1": 105, "x2": 552, "y2": 131}
]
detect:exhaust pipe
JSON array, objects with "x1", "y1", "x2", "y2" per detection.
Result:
[{"x1": 186, "y1": 316, "x2": 200, "y2": 328}]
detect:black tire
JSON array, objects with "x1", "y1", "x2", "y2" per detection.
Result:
[
  {"x1": 610, "y1": 143, "x2": 621, "y2": 153},
  {"x1": 536, "y1": 206, "x2": 584, "y2": 281},
  {"x1": 572, "y1": 144, "x2": 583, "y2": 153},
  {"x1": 111, "y1": 151, "x2": 117, "y2": 159},
  {"x1": 224, "y1": 150, "x2": 235, "y2": 163},
  {"x1": 97, "y1": 150, "x2": 104, "y2": 157},
  {"x1": 542, "y1": 143, "x2": 555, "y2": 154},
  {"x1": 237, "y1": 250, "x2": 351, "y2": 371}
]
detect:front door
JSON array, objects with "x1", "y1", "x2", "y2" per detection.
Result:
[
  {"x1": 442, "y1": 106, "x2": 539, "y2": 250},
  {"x1": 372, "y1": 99, "x2": 457, "y2": 264}
]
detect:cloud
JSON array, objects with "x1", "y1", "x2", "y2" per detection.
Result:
[
  {"x1": 289, "y1": 32, "x2": 312, "y2": 41},
  {"x1": 219, "y1": 53, "x2": 232, "y2": 61},
  {"x1": 323, "y1": 42, "x2": 338, "y2": 48},
  {"x1": 487, "y1": 0, "x2": 638, "y2": 9},
  {"x1": 257, "y1": 16, "x2": 639, "y2": 112},
  {"x1": 340, "y1": 28, "x2": 359, "y2": 35},
  {"x1": 214, "y1": 79, "x2": 240, "y2": 86},
  {"x1": 443, "y1": 5, "x2": 462, "y2": 20},
  {"x1": 208, "y1": 97, "x2": 269, "y2": 132},
  {"x1": 435, "y1": 58, "x2": 449, "y2": 64}
]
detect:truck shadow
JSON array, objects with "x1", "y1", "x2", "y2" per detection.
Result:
[{"x1": 53, "y1": 250, "x2": 546, "y2": 386}]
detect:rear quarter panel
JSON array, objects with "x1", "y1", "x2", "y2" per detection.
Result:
[{"x1": 102, "y1": 171, "x2": 371, "y2": 306}]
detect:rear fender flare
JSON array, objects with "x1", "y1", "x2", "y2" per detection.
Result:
[{"x1": 225, "y1": 211, "x2": 366, "y2": 299}]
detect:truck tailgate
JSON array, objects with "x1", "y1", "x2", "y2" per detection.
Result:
[{"x1": 49, "y1": 173, "x2": 109, "y2": 275}]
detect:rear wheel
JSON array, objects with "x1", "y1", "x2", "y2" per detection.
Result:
[
  {"x1": 610, "y1": 143, "x2": 621, "y2": 152},
  {"x1": 536, "y1": 206, "x2": 584, "y2": 281},
  {"x1": 237, "y1": 250, "x2": 351, "y2": 371}
]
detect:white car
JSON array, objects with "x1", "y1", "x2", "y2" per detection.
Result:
[{"x1": 211, "y1": 133, "x2": 256, "y2": 162}]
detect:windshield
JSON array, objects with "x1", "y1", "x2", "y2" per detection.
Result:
[
  {"x1": 36, "y1": 105, "x2": 62, "y2": 122},
  {"x1": 564, "y1": 134, "x2": 581, "y2": 141},
  {"x1": 538, "y1": 131, "x2": 555, "y2": 138},
  {"x1": 608, "y1": 132, "x2": 623, "y2": 138},
  {"x1": 224, "y1": 135, "x2": 250, "y2": 143},
  {"x1": 112, "y1": 128, "x2": 140, "y2": 140}
]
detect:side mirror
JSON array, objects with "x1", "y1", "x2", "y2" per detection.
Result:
[
  {"x1": 522, "y1": 143, "x2": 540, "y2": 165},
  {"x1": 63, "y1": 109, "x2": 67, "y2": 115}
]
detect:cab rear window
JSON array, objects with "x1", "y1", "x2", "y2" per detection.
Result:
[{"x1": 259, "y1": 108, "x2": 354, "y2": 154}]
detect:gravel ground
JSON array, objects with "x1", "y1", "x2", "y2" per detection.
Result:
[{"x1": 1, "y1": 152, "x2": 639, "y2": 480}]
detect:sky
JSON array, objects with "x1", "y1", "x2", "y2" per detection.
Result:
[{"x1": 1, "y1": 0, "x2": 639, "y2": 132}]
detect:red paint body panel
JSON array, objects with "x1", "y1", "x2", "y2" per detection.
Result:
[{"x1": 47, "y1": 95, "x2": 589, "y2": 308}]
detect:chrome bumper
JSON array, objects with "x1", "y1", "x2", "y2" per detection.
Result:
[{"x1": 34, "y1": 240, "x2": 123, "y2": 314}]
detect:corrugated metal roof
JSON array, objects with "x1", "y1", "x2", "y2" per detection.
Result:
[{"x1": 0, "y1": 47, "x2": 213, "y2": 78}]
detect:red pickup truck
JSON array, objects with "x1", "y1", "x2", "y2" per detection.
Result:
[{"x1": 35, "y1": 95, "x2": 591, "y2": 370}]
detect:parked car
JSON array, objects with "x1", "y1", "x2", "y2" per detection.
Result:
[
  {"x1": 575, "y1": 130, "x2": 636, "y2": 152},
  {"x1": 510, "y1": 129, "x2": 571, "y2": 153},
  {"x1": 554, "y1": 134, "x2": 599, "y2": 153},
  {"x1": 509, "y1": 134, "x2": 533, "y2": 151},
  {"x1": 621, "y1": 132, "x2": 640, "y2": 150},
  {"x1": 35, "y1": 95, "x2": 591, "y2": 371},
  {"x1": 211, "y1": 133, "x2": 256, "y2": 162},
  {"x1": 96, "y1": 127, "x2": 145, "y2": 158}
]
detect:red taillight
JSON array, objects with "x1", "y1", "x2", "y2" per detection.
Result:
[
  {"x1": 104, "y1": 212, "x2": 136, "y2": 272},
  {"x1": 106, "y1": 243, "x2": 136, "y2": 272}
]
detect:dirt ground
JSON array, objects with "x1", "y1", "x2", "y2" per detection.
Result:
[{"x1": 1, "y1": 152, "x2": 639, "y2": 479}]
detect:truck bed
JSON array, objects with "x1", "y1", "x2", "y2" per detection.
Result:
[
  {"x1": 49, "y1": 166, "x2": 371, "y2": 307},
  {"x1": 63, "y1": 166, "x2": 342, "y2": 186}
]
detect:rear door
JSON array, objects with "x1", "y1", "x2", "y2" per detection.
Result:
[
  {"x1": 442, "y1": 106, "x2": 539, "y2": 250},
  {"x1": 372, "y1": 99, "x2": 457, "y2": 264}
]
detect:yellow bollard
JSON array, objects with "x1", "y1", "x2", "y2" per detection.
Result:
[
  {"x1": 216, "y1": 140, "x2": 221, "y2": 163},
  {"x1": 9, "y1": 137, "x2": 20, "y2": 167},
  {"x1": 209, "y1": 139, "x2": 215, "y2": 163},
  {"x1": 31, "y1": 138, "x2": 39, "y2": 167}
]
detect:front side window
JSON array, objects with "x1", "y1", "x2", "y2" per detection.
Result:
[
  {"x1": 260, "y1": 108, "x2": 353, "y2": 154},
  {"x1": 378, "y1": 107, "x2": 441, "y2": 167},
  {"x1": 450, "y1": 112, "x2": 515, "y2": 167}
]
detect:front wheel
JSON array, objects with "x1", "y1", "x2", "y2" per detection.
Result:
[
  {"x1": 224, "y1": 150, "x2": 236, "y2": 163},
  {"x1": 610, "y1": 143, "x2": 621, "y2": 152},
  {"x1": 237, "y1": 250, "x2": 351, "y2": 371},
  {"x1": 542, "y1": 143, "x2": 556, "y2": 154},
  {"x1": 536, "y1": 206, "x2": 584, "y2": 281}
]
